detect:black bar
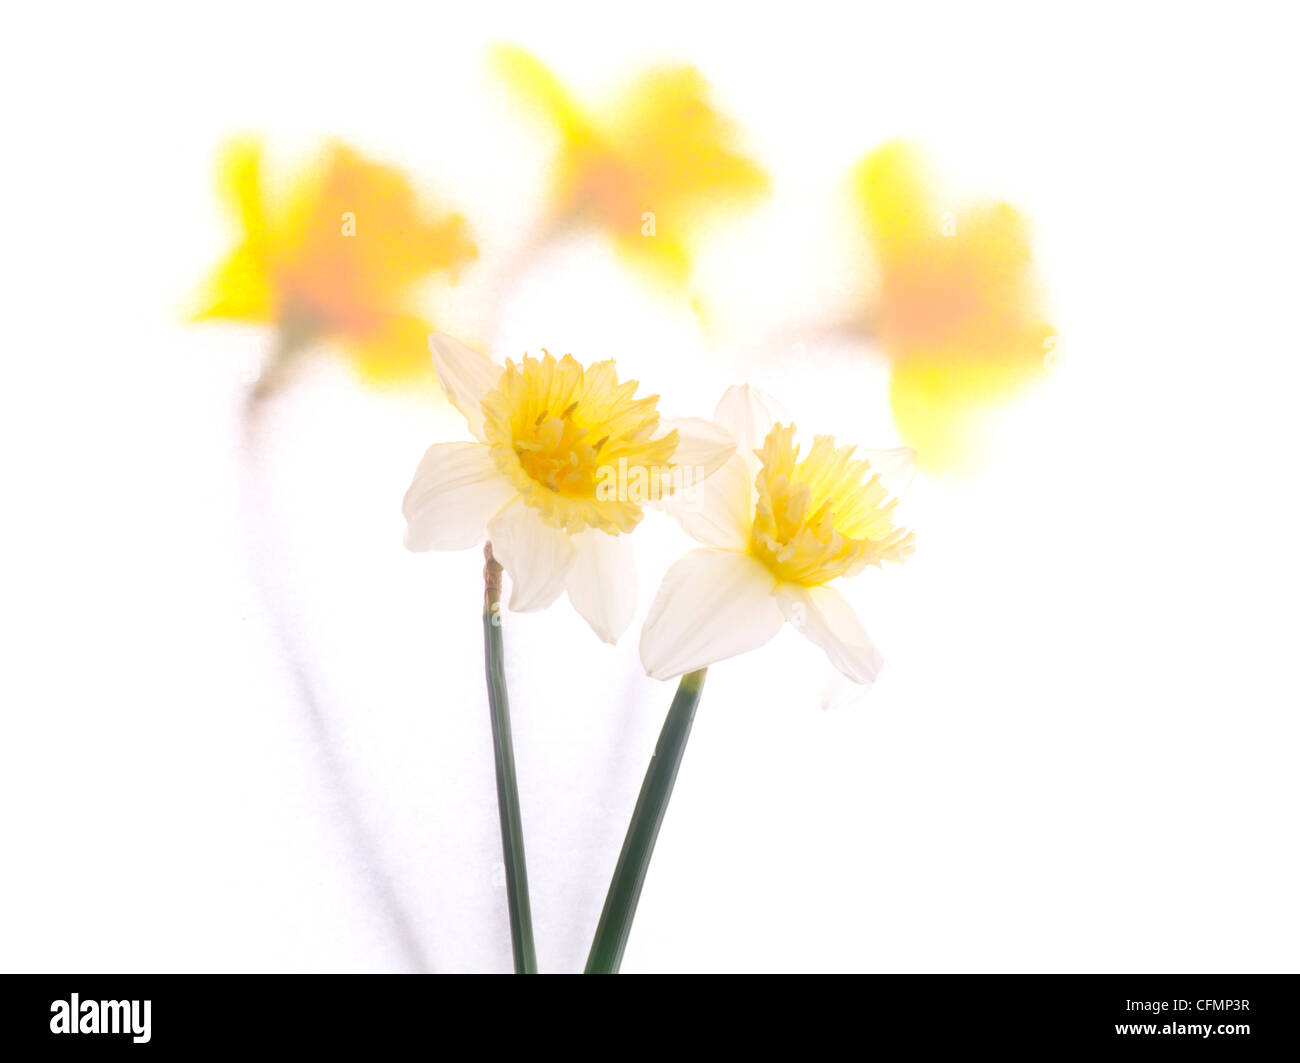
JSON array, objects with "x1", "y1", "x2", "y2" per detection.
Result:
[{"x1": 1, "y1": 974, "x2": 1294, "y2": 1051}]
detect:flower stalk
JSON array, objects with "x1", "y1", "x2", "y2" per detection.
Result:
[
  {"x1": 482, "y1": 542, "x2": 538, "y2": 973},
  {"x1": 585, "y1": 668, "x2": 707, "y2": 974}
]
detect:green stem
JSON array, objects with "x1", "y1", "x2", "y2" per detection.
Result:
[
  {"x1": 585, "y1": 668, "x2": 707, "y2": 974},
  {"x1": 482, "y1": 542, "x2": 537, "y2": 974}
]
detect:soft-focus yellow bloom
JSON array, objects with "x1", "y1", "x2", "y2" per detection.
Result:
[
  {"x1": 493, "y1": 45, "x2": 768, "y2": 285},
  {"x1": 193, "y1": 139, "x2": 476, "y2": 388},
  {"x1": 854, "y1": 141, "x2": 1054, "y2": 470}
]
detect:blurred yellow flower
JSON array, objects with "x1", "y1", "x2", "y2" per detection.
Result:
[
  {"x1": 493, "y1": 45, "x2": 768, "y2": 285},
  {"x1": 193, "y1": 139, "x2": 476, "y2": 390},
  {"x1": 854, "y1": 141, "x2": 1055, "y2": 471}
]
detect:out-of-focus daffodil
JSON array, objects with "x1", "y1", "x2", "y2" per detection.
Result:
[
  {"x1": 641, "y1": 385, "x2": 914, "y2": 692},
  {"x1": 493, "y1": 45, "x2": 768, "y2": 286},
  {"x1": 403, "y1": 333, "x2": 734, "y2": 643},
  {"x1": 193, "y1": 139, "x2": 477, "y2": 390},
  {"x1": 854, "y1": 141, "x2": 1055, "y2": 470}
]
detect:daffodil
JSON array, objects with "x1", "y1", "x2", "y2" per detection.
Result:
[
  {"x1": 493, "y1": 45, "x2": 768, "y2": 285},
  {"x1": 640, "y1": 385, "x2": 915, "y2": 686},
  {"x1": 403, "y1": 333, "x2": 735, "y2": 643},
  {"x1": 587, "y1": 386, "x2": 915, "y2": 973},
  {"x1": 193, "y1": 139, "x2": 476, "y2": 390},
  {"x1": 854, "y1": 141, "x2": 1054, "y2": 470},
  {"x1": 408, "y1": 336, "x2": 735, "y2": 967}
]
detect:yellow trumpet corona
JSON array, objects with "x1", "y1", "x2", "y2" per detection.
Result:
[
  {"x1": 750, "y1": 424, "x2": 915, "y2": 587},
  {"x1": 481, "y1": 353, "x2": 679, "y2": 535}
]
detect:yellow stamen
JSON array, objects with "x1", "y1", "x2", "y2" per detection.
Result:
[
  {"x1": 749, "y1": 424, "x2": 914, "y2": 586},
  {"x1": 481, "y1": 354, "x2": 679, "y2": 534}
]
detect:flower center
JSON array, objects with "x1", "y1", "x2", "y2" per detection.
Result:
[
  {"x1": 481, "y1": 352, "x2": 678, "y2": 534},
  {"x1": 748, "y1": 424, "x2": 914, "y2": 586}
]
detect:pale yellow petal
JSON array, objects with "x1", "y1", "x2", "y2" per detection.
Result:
[
  {"x1": 488, "y1": 497, "x2": 575, "y2": 612},
  {"x1": 565, "y1": 528, "x2": 637, "y2": 644},
  {"x1": 402, "y1": 443, "x2": 515, "y2": 551},
  {"x1": 640, "y1": 548, "x2": 783, "y2": 680},
  {"x1": 429, "y1": 332, "x2": 502, "y2": 441},
  {"x1": 775, "y1": 583, "x2": 883, "y2": 686}
]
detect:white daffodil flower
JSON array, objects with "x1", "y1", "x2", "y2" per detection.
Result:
[
  {"x1": 403, "y1": 333, "x2": 735, "y2": 643},
  {"x1": 641, "y1": 384, "x2": 916, "y2": 692}
]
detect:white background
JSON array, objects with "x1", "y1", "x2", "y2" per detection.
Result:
[{"x1": 3, "y1": 2, "x2": 1298, "y2": 972}]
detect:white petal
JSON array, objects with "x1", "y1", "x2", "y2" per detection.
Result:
[
  {"x1": 775, "y1": 583, "x2": 884, "y2": 685},
  {"x1": 820, "y1": 668, "x2": 875, "y2": 712},
  {"x1": 862, "y1": 446, "x2": 917, "y2": 499},
  {"x1": 660, "y1": 452, "x2": 753, "y2": 550},
  {"x1": 565, "y1": 529, "x2": 636, "y2": 644},
  {"x1": 488, "y1": 497, "x2": 575, "y2": 612},
  {"x1": 658, "y1": 417, "x2": 736, "y2": 483},
  {"x1": 429, "y1": 332, "x2": 502, "y2": 442},
  {"x1": 640, "y1": 549, "x2": 784, "y2": 680},
  {"x1": 402, "y1": 443, "x2": 515, "y2": 551},
  {"x1": 712, "y1": 384, "x2": 788, "y2": 472}
]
